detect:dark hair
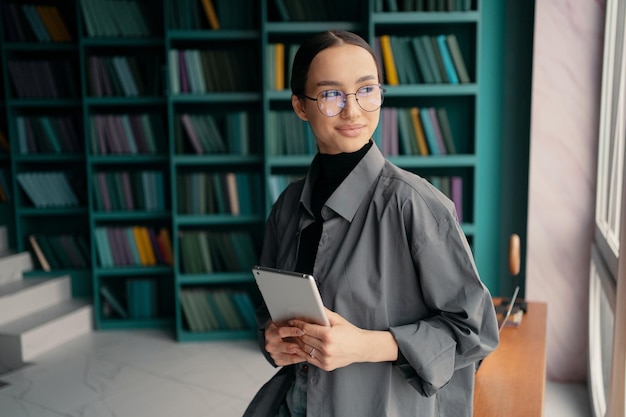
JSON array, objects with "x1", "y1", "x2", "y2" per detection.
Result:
[{"x1": 290, "y1": 30, "x2": 382, "y2": 97}]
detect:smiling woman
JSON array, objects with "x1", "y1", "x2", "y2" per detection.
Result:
[
  {"x1": 291, "y1": 41, "x2": 382, "y2": 154},
  {"x1": 243, "y1": 30, "x2": 499, "y2": 417}
]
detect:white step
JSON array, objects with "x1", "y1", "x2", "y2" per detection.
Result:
[
  {"x1": 0, "y1": 275, "x2": 72, "y2": 326},
  {"x1": 0, "y1": 299, "x2": 93, "y2": 371},
  {"x1": 0, "y1": 252, "x2": 33, "y2": 287}
]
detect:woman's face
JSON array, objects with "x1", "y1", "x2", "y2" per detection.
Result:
[{"x1": 292, "y1": 44, "x2": 381, "y2": 155}]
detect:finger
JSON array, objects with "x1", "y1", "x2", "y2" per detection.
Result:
[
  {"x1": 272, "y1": 352, "x2": 307, "y2": 367},
  {"x1": 277, "y1": 325, "x2": 305, "y2": 339},
  {"x1": 288, "y1": 320, "x2": 327, "y2": 339}
]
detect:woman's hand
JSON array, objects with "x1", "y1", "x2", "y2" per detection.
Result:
[
  {"x1": 264, "y1": 320, "x2": 308, "y2": 366},
  {"x1": 288, "y1": 308, "x2": 399, "y2": 372}
]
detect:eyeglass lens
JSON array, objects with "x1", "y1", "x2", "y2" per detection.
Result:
[{"x1": 318, "y1": 85, "x2": 383, "y2": 116}]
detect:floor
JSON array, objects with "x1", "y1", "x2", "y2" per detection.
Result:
[{"x1": 0, "y1": 330, "x2": 592, "y2": 417}]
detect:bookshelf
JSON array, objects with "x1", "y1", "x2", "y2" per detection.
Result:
[{"x1": 0, "y1": 0, "x2": 509, "y2": 341}]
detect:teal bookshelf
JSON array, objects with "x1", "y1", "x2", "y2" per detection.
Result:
[{"x1": 0, "y1": 0, "x2": 511, "y2": 342}]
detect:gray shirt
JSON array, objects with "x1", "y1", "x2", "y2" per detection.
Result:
[{"x1": 253, "y1": 143, "x2": 499, "y2": 417}]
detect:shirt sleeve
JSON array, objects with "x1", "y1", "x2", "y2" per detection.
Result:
[
  {"x1": 254, "y1": 184, "x2": 301, "y2": 368},
  {"x1": 389, "y1": 195, "x2": 499, "y2": 397}
]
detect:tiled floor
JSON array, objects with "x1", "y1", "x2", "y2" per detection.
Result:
[{"x1": 0, "y1": 330, "x2": 591, "y2": 417}]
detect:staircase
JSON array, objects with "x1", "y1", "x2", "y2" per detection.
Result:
[{"x1": 0, "y1": 249, "x2": 93, "y2": 375}]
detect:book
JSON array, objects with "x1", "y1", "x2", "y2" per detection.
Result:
[
  {"x1": 451, "y1": 176, "x2": 463, "y2": 222},
  {"x1": 419, "y1": 35, "x2": 442, "y2": 83},
  {"x1": 100, "y1": 286, "x2": 128, "y2": 318},
  {"x1": 231, "y1": 291, "x2": 257, "y2": 329},
  {"x1": 274, "y1": 43, "x2": 285, "y2": 90},
  {"x1": 181, "y1": 114, "x2": 204, "y2": 154},
  {"x1": 47, "y1": 6, "x2": 72, "y2": 41},
  {"x1": 380, "y1": 107, "x2": 391, "y2": 155},
  {"x1": 389, "y1": 36, "x2": 410, "y2": 84},
  {"x1": 225, "y1": 172, "x2": 240, "y2": 215},
  {"x1": 429, "y1": 36, "x2": 448, "y2": 83},
  {"x1": 22, "y1": 4, "x2": 50, "y2": 42},
  {"x1": 410, "y1": 107, "x2": 429, "y2": 155},
  {"x1": 379, "y1": 35, "x2": 399, "y2": 85},
  {"x1": 29, "y1": 234, "x2": 51, "y2": 271},
  {"x1": 418, "y1": 108, "x2": 440, "y2": 154},
  {"x1": 428, "y1": 107, "x2": 447, "y2": 154},
  {"x1": 141, "y1": 227, "x2": 157, "y2": 265},
  {"x1": 436, "y1": 34, "x2": 459, "y2": 84},
  {"x1": 94, "y1": 228, "x2": 112, "y2": 267},
  {"x1": 436, "y1": 107, "x2": 457, "y2": 154},
  {"x1": 201, "y1": 0, "x2": 220, "y2": 30},
  {"x1": 397, "y1": 108, "x2": 417, "y2": 155},
  {"x1": 446, "y1": 34, "x2": 471, "y2": 83},
  {"x1": 274, "y1": 0, "x2": 291, "y2": 21}
]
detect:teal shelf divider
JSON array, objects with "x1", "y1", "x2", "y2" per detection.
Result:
[
  {"x1": 178, "y1": 272, "x2": 253, "y2": 285},
  {"x1": 98, "y1": 318, "x2": 173, "y2": 330},
  {"x1": 371, "y1": 11, "x2": 480, "y2": 24}
]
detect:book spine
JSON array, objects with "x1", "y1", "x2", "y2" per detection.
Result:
[{"x1": 379, "y1": 35, "x2": 400, "y2": 85}]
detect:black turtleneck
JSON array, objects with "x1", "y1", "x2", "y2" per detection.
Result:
[{"x1": 295, "y1": 141, "x2": 373, "y2": 274}]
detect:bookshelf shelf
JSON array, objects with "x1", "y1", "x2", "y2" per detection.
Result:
[
  {"x1": 0, "y1": 0, "x2": 509, "y2": 342},
  {"x1": 93, "y1": 211, "x2": 171, "y2": 221},
  {"x1": 175, "y1": 214, "x2": 264, "y2": 226},
  {"x1": 97, "y1": 318, "x2": 172, "y2": 330},
  {"x1": 14, "y1": 154, "x2": 84, "y2": 163},
  {"x1": 84, "y1": 97, "x2": 167, "y2": 106},
  {"x1": 387, "y1": 154, "x2": 477, "y2": 168},
  {"x1": 171, "y1": 93, "x2": 262, "y2": 103},
  {"x1": 4, "y1": 42, "x2": 78, "y2": 52},
  {"x1": 167, "y1": 30, "x2": 259, "y2": 41},
  {"x1": 8, "y1": 99, "x2": 82, "y2": 108},
  {"x1": 18, "y1": 207, "x2": 88, "y2": 216},
  {"x1": 178, "y1": 272, "x2": 253, "y2": 285},
  {"x1": 264, "y1": 22, "x2": 363, "y2": 34},
  {"x1": 173, "y1": 155, "x2": 263, "y2": 165},
  {"x1": 371, "y1": 11, "x2": 480, "y2": 24},
  {"x1": 90, "y1": 155, "x2": 170, "y2": 164},
  {"x1": 94, "y1": 266, "x2": 173, "y2": 276},
  {"x1": 81, "y1": 38, "x2": 165, "y2": 47},
  {"x1": 385, "y1": 84, "x2": 479, "y2": 96},
  {"x1": 266, "y1": 156, "x2": 314, "y2": 167}
]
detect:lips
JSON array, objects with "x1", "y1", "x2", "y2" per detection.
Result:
[{"x1": 336, "y1": 124, "x2": 365, "y2": 137}]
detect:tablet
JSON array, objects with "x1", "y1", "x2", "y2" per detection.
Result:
[{"x1": 252, "y1": 266, "x2": 330, "y2": 326}]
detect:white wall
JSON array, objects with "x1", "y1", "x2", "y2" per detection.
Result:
[{"x1": 526, "y1": 0, "x2": 605, "y2": 381}]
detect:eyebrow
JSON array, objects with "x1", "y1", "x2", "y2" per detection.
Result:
[{"x1": 315, "y1": 74, "x2": 377, "y2": 87}]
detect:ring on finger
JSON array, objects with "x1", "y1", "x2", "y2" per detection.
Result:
[{"x1": 310, "y1": 347, "x2": 315, "y2": 358}]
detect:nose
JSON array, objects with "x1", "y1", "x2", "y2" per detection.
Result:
[{"x1": 340, "y1": 93, "x2": 360, "y2": 117}]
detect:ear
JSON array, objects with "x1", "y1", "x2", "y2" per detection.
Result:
[{"x1": 292, "y1": 94, "x2": 309, "y2": 121}]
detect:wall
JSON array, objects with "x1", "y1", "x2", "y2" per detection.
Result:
[{"x1": 526, "y1": 0, "x2": 605, "y2": 381}]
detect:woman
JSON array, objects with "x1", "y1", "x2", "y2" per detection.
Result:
[{"x1": 244, "y1": 30, "x2": 499, "y2": 417}]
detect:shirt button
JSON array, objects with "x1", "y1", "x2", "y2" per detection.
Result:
[{"x1": 302, "y1": 364, "x2": 308, "y2": 373}]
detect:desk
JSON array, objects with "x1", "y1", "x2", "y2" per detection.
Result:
[{"x1": 473, "y1": 301, "x2": 548, "y2": 417}]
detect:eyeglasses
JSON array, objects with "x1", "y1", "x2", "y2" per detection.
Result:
[{"x1": 302, "y1": 84, "x2": 386, "y2": 117}]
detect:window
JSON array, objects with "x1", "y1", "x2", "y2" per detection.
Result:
[{"x1": 589, "y1": 0, "x2": 626, "y2": 416}]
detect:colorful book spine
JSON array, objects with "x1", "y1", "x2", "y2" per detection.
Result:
[{"x1": 379, "y1": 35, "x2": 400, "y2": 85}]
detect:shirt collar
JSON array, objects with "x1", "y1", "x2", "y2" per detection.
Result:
[{"x1": 300, "y1": 142, "x2": 385, "y2": 222}]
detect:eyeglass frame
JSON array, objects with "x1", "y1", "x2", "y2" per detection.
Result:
[{"x1": 300, "y1": 84, "x2": 387, "y2": 117}]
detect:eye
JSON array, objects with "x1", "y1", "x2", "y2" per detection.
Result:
[
  {"x1": 358, "y1": 85, "x2": 376, "y2": 95},
  {"x1": 320, "y1": 90, "x2": 342, "y2": 99}
]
